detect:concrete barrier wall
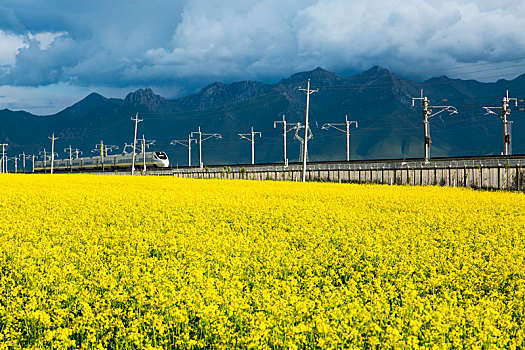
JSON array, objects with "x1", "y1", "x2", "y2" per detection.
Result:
[{"x1": 165, "y1": 161, "x2": 525, "y2": 192}]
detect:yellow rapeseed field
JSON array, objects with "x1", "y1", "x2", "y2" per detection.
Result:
[{"x1": 0, "y1": 174, "x2": 524, "y2": 349}]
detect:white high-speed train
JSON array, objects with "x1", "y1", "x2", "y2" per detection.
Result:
[{"x1": 34, "y1": 151, "x2": 169, "y2": 172}]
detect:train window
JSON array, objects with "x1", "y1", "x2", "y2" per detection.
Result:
[{"x1": 155, "y1": 152, "x2": 168, "y2": 160}]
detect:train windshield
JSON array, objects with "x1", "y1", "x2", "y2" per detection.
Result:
[{"x1": 155, "y1": 152, "x2": 168, "y2": 160}]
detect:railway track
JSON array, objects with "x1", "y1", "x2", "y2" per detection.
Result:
[{"x1": 164, "y1": 154, "x2": 525, "y2": 172}]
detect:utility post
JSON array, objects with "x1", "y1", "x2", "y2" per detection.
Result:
[
  {"x1": 96, "y1": 141, "x2": 118, "y2": 171},
  {"x1": 191, "y1": 126, "x2": 221, "y2": 169},
  {"x1": 12, "y1": 156, "x2": 19, "y2": 173},
  {"x1": 39, "y1": 148, "x2": 47, "y2": 173},
  {"x1": 100, "y1": 140, "x2": 104, "y2": 171},
  {"x1": 93, "y1": 141, "x2": 118, "y2": 172},
  {"x1": 483, "y1": 90, "x2": 519, "y2": 155},
  {"x1": 65, "y1": 145, "x2": 73, "y2": 173},
  {"x1": 412, "y1": 89, "x2": 457, "y2": 162},
  {"x1": 19, "y1": 152, "x2": 26, "y2": 173},
  {"x1": 299, "y1": 79, "x2": 318, "y2": 182},
  {"x1": 31, "y1": 155, "x2": 35, "y2": 173},
  {"x1": 170, "y1": 134, "x2": 197, "y2": 166},
  {"x1": 92, "y1": 141, "x2": 105, "y2": 171},
  {"x1": 238, "y1": 127, "x2": 262, "y2": 165},
  {"x1": 26, "y1": 155, "x2": 36, "y2": 173},
  {"x1": 131, "y1": 113, "x2": 143, "y2": 175},
  {"x1": 48, "y1": 133, "x2": 58, "y2": 174},
  {"x1": 0, "y1": 143, "x2": 7, "y2": 174},
  {"x1": 74, "y1": 148, "x2": 82, "y2": 159},
  {"x1": 139, "y1": 135, "x2": 155, "y2": 173},
  {"x1": 321, "y1": 115, "x2": 358, "y2": 161},
  {"x1": 274, "y1": 115, "x2": 298, "y2": 167},
  {"x1": 141, "y1": 135, "x2": 146, "y2": 173}
]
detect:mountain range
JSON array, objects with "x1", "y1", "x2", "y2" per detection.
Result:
[{"x1": 1, "y1": 66, "x2": 524, "y2": 167}]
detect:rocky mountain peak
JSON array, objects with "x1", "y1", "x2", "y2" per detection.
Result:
[
  {"x1": 175, "y1": 80, "x2": 272, "y2": 110},
  {"x1": 123, "y1": 88, "x2": 166, "y2": 111},
  {"x1": 282, "y1": 67, "x2": 341, "y2": 85},
  {"x1": 359, "y1": 65, "x2": 394, "y2": 78}
]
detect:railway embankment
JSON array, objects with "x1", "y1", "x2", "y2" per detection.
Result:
[{"x1": 157, "y1": 155, "x2": 525, "y2": 192}]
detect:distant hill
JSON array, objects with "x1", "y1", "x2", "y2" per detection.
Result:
[{"x1": 1, "y1": 67, "x2": 524, "y2": 167}]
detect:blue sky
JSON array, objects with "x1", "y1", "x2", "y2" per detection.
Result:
[{"x1": 0, "y1": 0, "x2": 524, "y2": 114}]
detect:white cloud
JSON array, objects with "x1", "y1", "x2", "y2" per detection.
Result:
[
  {"x1": 28, "y1": 31, "x2": 67, "y2": 50},
  {"x1": 1, "y1": 0, "x2": 525, "y2": 113},
  {"x1": 0, "y1": 30, "x2": 27, "y2": 66},
  {"x1": 144, "y1": 0, "x2": 525, "y2": 81}
]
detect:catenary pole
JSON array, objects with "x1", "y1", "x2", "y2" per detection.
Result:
[
  {"x1": 412, "y1": 90, "x2": 457, "y2": 162},
  {"x1": 40, "y1": 148, "x2": 47, "y2": 173},
  {"x1": 483, "y1": 90, "x2": 519, "y2": 155},
  {"x1": 321, "y1": 115, "x2": 358, "y2": 161},
  {"x1": 0, "y1": 143, "x2": 7, "y2": 173},
  {"x1": 65, "y1": 145, "x2": 73, "y2": 173},
  {"x1": 274, "y1": 115, "x2": 290, "y2": 166},
  {"x1": 170, "y1": 134, "x2": 197, "y2": 167},
  {"x1": 20, "y1": 152, "x2": 26, "y2": 173},
  {"x1": 142, "y1": 135, "x2": 146, "y2": 173},
  {"x1": 191, "y1": 126, "x2": 221, "y2": 169},
  {"x1": 238, "y1": 127, "x2": 262, "y2": 165}
]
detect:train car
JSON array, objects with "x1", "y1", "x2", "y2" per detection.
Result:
[{"x1": 34, "y1": 151, "x2": 169, "y2": 172}]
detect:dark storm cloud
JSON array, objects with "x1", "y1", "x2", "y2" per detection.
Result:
[{"x1": 0, "y1": 0, "x2": 524, "y2": 90}]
